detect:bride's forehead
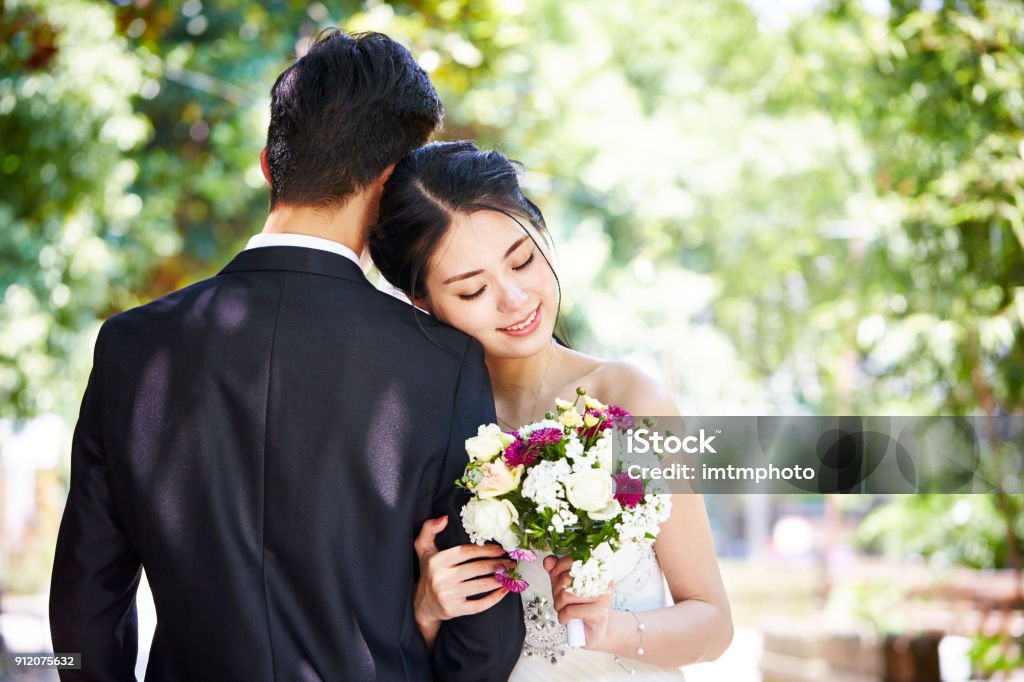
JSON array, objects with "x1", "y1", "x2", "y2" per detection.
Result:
[{"x1": 445, "y1": 211, "x2": 527, "y2": 250}]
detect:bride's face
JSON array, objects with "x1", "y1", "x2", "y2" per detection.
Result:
[{"x1": 421, "y1": 210, "x2": 559, "y2": 359}]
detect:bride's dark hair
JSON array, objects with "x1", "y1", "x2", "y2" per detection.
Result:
[{"x1": 370, "y1": 140, "x2": 569, "y2": 344}]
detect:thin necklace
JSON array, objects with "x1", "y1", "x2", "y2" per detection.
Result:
[{"x1": 496, "y1": 342, "x2": 554, "y2": 431}]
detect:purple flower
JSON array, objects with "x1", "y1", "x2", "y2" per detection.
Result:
[
  {"x1": 613, "y1": 472, "x2": 644, "y2": 509},
  {"x1": 528, "y1": 427, "x2": 564, "y2": 447},
  {"x1": 508, "y1": 548, "x2": 537, "y2": 563},
  {"x1": 495, "y1": 565, "x2": 529, "y2": 593},
  {"x1": 503, "y1": 438, "x2": 536, "y2": 467},
  {"x1": 607, "y1": 405, "x2": 635, "y2": 431}
]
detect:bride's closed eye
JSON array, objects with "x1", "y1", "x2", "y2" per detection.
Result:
[
  {"x1": 459, "y1": 287, "x2": 486, "y2": 301},
  {"x1": 457, "y1": 250, "x2": 536, "y2": 301},
  {"x1": 513, "y1": 250, "x2": 536, "y2": 271}
]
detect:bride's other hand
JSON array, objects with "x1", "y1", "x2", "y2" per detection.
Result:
[
  {"x1": 413, "y1": 515, "x2": 513, "y2": 648},
  {"x1": 545, "y1": 555, "x2": 614, "y2": 649}
]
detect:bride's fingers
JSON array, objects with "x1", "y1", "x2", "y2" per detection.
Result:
[
  {"x1": 547, "y1": 565, "x2": 573, "y2": 598},
  {"x1": 552, "y1": 588, "x2": 592, "y2": 612},
  {"x1": 556, "y1": 602, "x2": 582, "y2": 626},
  {"x1": 425, "y1": 543, "x2": 505, "y2": 575},
  {"x1": 454, "y1": 574, "x2": 504, "y2": 598},
  {"x1": 413, "y1": 516, "x2": 448, "y2": 560},
  {"x1": 453, "y1": 558, "x2": 515, "y2": 582},
  {"x1": 553, "y1": 580, "x2": 613, "y2": 612},
  {"x1": 427, "y1": 558, "x2": 511, "y2": 601},
  {"x1": 436, "y1": 583, "x2": 509, "y2": 619},
  {"x1": 459, "y1": 586, "x2": 510, "y2": 616},
  {"x1": 546, "y1": 555, "x2": 573, "y2": 577},
  {"x1": 556, "y1": 601, "x2": 608, "y2": 627},
  {"x1": 448, "y1": 543, "x2": 508, "y2": 565}
]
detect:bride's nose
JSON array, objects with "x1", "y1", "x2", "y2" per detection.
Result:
[{"x1": 495, "y1": 278, "x2": 528, "y2": 314}]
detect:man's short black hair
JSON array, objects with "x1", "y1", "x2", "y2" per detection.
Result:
[{"x1": 266, "y1": 29, "x2": 443, "y2": 210}]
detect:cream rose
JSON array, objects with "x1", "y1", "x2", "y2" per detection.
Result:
[
  {"x1": 564, "y1": 469, "x2": 614, "y2": 513},
  {"x1": 559, "y1": 408, "x2": 584, "y2": 429},
  {"x1": 555, "y1": 397, "x2": 574, "y2": 412},
  {"x1": 461, "y1": 497, "x2": 520, "y2": 548},
  {"x1": 465, "y1": 423, "x2": 506, "y2": 462},
  {"x1": 476, "y1": 460, "x2": 524, "y2": 499}
]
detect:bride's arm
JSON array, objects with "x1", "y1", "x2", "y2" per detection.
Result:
[
  {"x1": 551, "y1": 365, "x2": 734, "y2": 667},
  {"x1": 412, "y1": 516, "x2": 513, "y2": 647}
]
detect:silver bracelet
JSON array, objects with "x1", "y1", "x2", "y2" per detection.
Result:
[{"x1": 613, "y1": 609, "x2": 646, "y2": 674}]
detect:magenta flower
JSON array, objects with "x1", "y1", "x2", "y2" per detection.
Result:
[
  {"x1": 503, "y1": 438, "x2": 535, "y2": 467},
  {"x1": 528, "y1": 427, "x2": 564, "y2": 447},
  {"x1": 613, "y1": 472, "x2": 644, "y2": 509},
  {"x1": 495, "y1": 565, "x2": 529, "y2": 593},
  {"x1": 590, "y1": 409, "x2": 615, "y2": 432},
  {"x1": 607, "y1": 405, "x2": 635, "y2": 430},
  {"x1": 508, "y1": 548, "x2": 536, "y2": 562}
]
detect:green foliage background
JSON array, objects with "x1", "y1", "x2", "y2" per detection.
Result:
[{"x1": 1, "y1": 0, "x2": 1022, "y2": 614}]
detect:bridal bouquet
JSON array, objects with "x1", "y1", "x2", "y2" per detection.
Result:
[{"x1": 457, "y1": 388, "x2": 672, "y2": 603}]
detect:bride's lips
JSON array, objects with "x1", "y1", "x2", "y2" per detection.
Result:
[{"x1": 498, "y1": 304, "x2": 542, "y2": 337}]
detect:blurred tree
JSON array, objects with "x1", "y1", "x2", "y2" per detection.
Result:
[
  {"x1": 778, "y1": 3, "x2": 1024, "y2": 673},
  {"x1": 1, "y1": 0, "x2": 170, "y2": 419}
]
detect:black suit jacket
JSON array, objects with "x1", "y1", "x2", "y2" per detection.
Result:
[{"x1": 50, "y1": 246, "x2": 525, "y2": 681}]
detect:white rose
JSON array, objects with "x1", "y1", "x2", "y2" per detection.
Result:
[
  {"x1": 465, "y1": 423, "x2": 506, "y2": 462},
  {"x1": 461, "y1": 497, "x2": 520, "y2": 546},
  {"x1": 564, "y1": 469, "x2": 614, "y2": 513},
  {"x1": 476, "y1": 460, "x2": 524, "y2": 499},
  {"x1": 588, "y1": 498, "x2": 622, "y2": 521}
]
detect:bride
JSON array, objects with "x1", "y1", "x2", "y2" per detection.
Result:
[{"x1": 369, "y1": 141, "x2": 733, "y2": 678}]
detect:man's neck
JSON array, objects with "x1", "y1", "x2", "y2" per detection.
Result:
[{"x1": 260, "y1": 192, "x2": 376, "y2": 254}]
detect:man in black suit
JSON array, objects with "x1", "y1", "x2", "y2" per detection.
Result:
[{"x1": 50, "y1": 29, "x2": 524, "y2": 681}]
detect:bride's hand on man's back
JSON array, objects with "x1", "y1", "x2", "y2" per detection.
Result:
[{"x1": 412, "y1": 515, "x2": 514, "y2": 647}]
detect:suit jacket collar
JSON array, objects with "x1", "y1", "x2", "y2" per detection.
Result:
[{"x1": 218, "y1": 246, "x2": 371, "y2": 286}]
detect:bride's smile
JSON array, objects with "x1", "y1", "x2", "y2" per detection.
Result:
[{"x1": 499, "y1": 303, "x2": 541, "y2": 335}]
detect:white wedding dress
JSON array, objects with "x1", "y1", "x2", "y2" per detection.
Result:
[{"x1": 507, "y1": 544, "x2": 686, "y2": 680}]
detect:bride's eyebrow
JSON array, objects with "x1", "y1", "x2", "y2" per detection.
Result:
[{"x1": 442, "y1": 235, "x2": 530, "y2": 285}]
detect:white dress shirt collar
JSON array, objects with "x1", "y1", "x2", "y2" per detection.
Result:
[{"x1": 244, "y1": 233, "x2": 361, "y2": 268}]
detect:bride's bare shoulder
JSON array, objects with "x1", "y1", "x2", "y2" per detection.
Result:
[{"x1": 570, "y1": 355, "x2": 679, "y2": 417}]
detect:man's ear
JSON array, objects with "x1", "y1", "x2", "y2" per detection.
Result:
[
  {"x1": 412, "y1": 295, "x2": 430, "y2": 312},
  {"x1": 378, "y1": 162, "x2": 397, "y2": 187},
  {"x1": 260, "y1": 147, "x2": 271, "y2": 186}
]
